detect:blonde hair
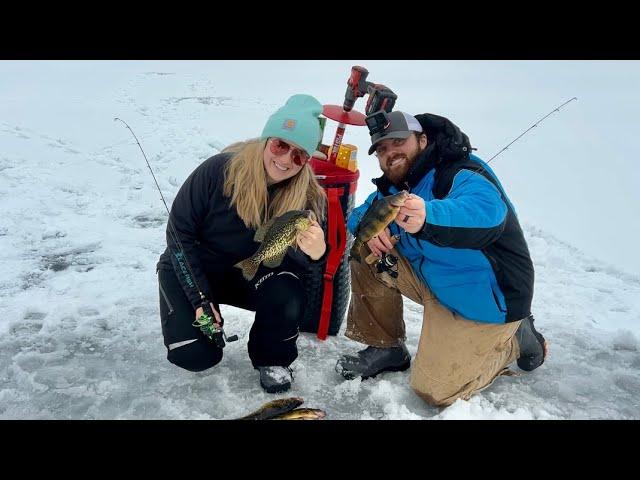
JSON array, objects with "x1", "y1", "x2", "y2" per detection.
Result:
[{"x1": 222, "y1": 138, "x2": 326, "y2": 229}]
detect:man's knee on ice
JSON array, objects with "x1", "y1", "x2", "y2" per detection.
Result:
[{"x1": 410, "y1": 377, "x2": 464, "y2": 408}]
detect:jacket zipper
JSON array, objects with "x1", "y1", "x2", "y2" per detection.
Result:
[{"x1": 158, "y1": 280, "x2": 174, "y2": 315}]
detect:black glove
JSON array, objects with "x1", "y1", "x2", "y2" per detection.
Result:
[{"x1": 414, "y1": 113, "x2": 472, "y2": 162}]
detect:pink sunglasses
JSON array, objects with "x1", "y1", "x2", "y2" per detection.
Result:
[{"x1": 269, "y1": 138, "x2": 310, "y2": 166}]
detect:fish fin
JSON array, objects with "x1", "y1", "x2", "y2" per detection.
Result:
[
  {"x1": 234, "y1": 257, "x2": 260, "y2": 281},
  {"x1": 263, "y1": 248, "x2": 287, "y2": 268},
  {"x1": 254, "y1": 217, "x2": 277, "y2": 242}
]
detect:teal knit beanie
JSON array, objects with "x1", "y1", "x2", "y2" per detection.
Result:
[{"x1": 261, "y1": 94, "x2": 323, "y2": 156}]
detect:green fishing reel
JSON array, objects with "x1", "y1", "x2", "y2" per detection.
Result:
[{"x1": 193, "y1": 304, "x2": 238, "y2": 349}]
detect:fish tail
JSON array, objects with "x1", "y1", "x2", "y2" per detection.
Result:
[
  {"x1": 234, "y1": 257, "x2": 260, "y2": 281},
  {"x1": 349, "y1": 239, "x2": 363, "y2": 263}
]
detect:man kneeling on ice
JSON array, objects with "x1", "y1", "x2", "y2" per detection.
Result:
[{"x1": 336, "y1": 110, "x2": 548, "y2": 407}]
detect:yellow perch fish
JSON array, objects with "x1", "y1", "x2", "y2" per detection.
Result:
[
  {"x1": 236, "y1": 397, "x2": 304, "y2": 420},
  {"x1": 350, "y1": 190, "x2": 410, "y2": 262}
]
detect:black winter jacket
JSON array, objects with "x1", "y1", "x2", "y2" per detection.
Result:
[{"x1": 157, "y1": 153, "x2": 326, "y2": 309}]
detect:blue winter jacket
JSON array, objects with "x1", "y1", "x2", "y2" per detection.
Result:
[{"x1": 348, "y1": 118, "x2": 534, "y2": 324}]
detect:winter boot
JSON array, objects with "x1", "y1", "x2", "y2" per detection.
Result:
[
  {"x1": 258, "y1": 366, "x2": 293, "y2": 393},
  {"x1": 516, "y1": 315, "x2": 547, "y2": 371},
  {"x1": 335, "y1": 343, "x2": 411, "y2": 380}
]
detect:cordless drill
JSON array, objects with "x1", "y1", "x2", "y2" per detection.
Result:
[
  {"x1": 342, "y1": 65, "x2": 398, "y2": 114},
  {"x1": 343, "y1": 66, "x2": 370, "y2": 112}
]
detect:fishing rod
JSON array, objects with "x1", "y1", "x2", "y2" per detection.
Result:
[
  {"x1": 486, "y1": 97, "x2": 577, "y2": 163},
  {"x1": 114, "y1": 117, "x2": 238, "y2": 348},
  {"x1": 454, "y1": 97, "x2": 578, "y2": 191}
]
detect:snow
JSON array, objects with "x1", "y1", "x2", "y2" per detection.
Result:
[{"x1": 0, "y1": 60, "x2": 639, "y2": 419}]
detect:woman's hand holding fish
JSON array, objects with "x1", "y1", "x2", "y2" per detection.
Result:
[
  {"x1": 395, "y1": 194, "x2": 426, "y2": 234},
  {"x1": 297, "y1": 220, "x2": 326, "y2": 260},
  {"x1": 367, "y1": 227, "x2": 394, "y2": 258}
]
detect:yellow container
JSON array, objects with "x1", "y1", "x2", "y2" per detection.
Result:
[{"x1": 335, "y1": 143, "x2": 357, "y2": 170}]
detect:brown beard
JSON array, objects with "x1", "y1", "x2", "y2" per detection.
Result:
[{"x1": 382, "y1": 143, "x2": 422, "y2": 187}]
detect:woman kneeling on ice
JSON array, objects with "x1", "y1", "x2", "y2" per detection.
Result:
[{"x1": 156, "y1": 94, "x2": 327, "y2": 393}]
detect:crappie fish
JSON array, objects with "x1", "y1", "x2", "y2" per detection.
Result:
[
  {"x1": 350, "y1": 190, "x2": 410, "y2": 262},
  {"x1": 271, "y1": 408, "x2": 327, "y2": 420},
  {"x1": 236, "y1": 396, "x2": 304, "y2": 420},
  {"x1": 235, "y1": 210, "x2": 315, "y2": 281}
]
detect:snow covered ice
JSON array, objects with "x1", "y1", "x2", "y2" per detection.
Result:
[{"x1": 1, "y1": 60, "x2": 639, "y2": 419}]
